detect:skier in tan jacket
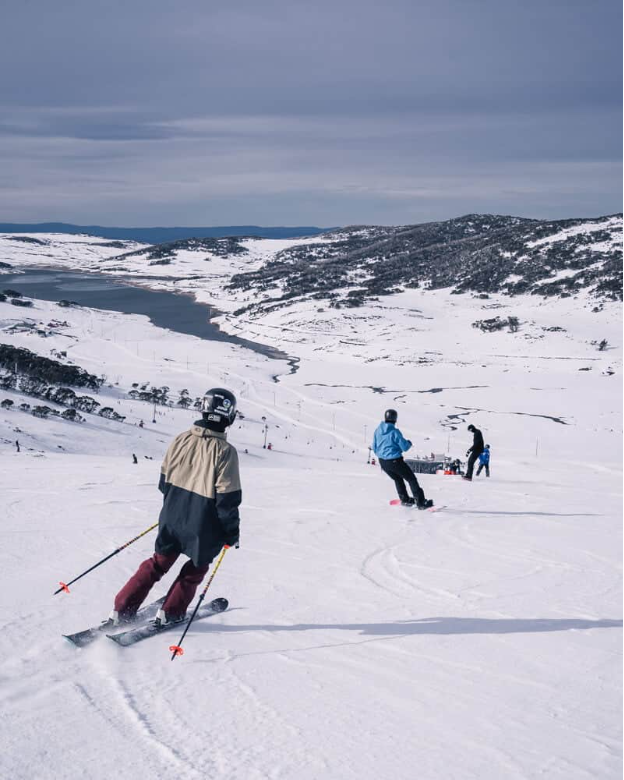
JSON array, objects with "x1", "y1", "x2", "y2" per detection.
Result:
[{"x1": 109, "y1": 388, "x2": 241, "y2": 627}]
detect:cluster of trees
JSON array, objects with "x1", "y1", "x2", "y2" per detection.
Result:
[
  {"x1": 0, "y1": 382, "x2": 126, "y2": 421},
  {"x1": 0, "y1": 344, "x2": 103, "y2": 389},
  {"x1": 1, "y1": 289, "x2": 34, "y2": 307},
  {"x1": 127, "y1": 383, "x2": 203, "y2": 410},
  {"x1": 1, "y1": 398, "x2": 85, "y2": 423},
  {"x1": 472, "y1": 316, "x2": 520, "y2": 333},
  {"x1": 0, "y1": 373, "x2": 117, "y2": 416},
  {"x1": 0, "y1": 343, "x2": 126, "y2": 425},
  {"x1": 129, "y1": 383, "x2": 171, "y2": 405}
]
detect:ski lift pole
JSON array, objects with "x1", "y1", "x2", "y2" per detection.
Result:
[
  {"x1": 54, "y1": 522, "x2": 159, "y2": 595},
  {"x1": 169, "y1": 545, "x2": 229, "y2": 660}
]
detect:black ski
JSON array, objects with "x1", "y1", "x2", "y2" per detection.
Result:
[
  {"x1": 63, "y1": 596, "x2": 166, "y2": 648},
  {"x1": 107, "y1": 597, "x2": 228, "y2": 648}
]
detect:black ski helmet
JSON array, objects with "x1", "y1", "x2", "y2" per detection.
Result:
[
  {"x1": 384, "y1": 409, "x2": 398, "y2": 424},
  {"x1": 467, "y1": 424, "x2": 475, "y2": 432},
  {"x1": 201, "y1": 387, "x2": 237, "y2": 426}
]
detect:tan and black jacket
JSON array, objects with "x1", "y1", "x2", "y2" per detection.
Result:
[{"x1": 155, "y1": 423, "x2": 241, "y2": 567}]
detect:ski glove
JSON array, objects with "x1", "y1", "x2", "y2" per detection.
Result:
[{"x1": 223, "y1": 532, "x2": 240, "y2": 548}]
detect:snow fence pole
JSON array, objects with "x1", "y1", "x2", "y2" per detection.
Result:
[
  {"x1": 169, "y1": 545, "x2": 229, "y2": 660},
  {"x1": 53, "y1": 522, "x2": 159, "y2": 595}
]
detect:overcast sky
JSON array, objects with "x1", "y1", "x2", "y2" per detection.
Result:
[{"x1": 0, "y1": 0, "x2": 621, "y2": 226}]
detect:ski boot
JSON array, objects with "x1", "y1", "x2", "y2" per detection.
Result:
[
  {"x1": 417, "y1": 499, "x2": 434, "y2": 510},
  {"x1": 400, "y1": 497, "x2": 415, "y2": 507},
  {"x1": 152, "y1": 609, "x2": 186, "y2": 630},
  {"x1": 100, "y1": 609, "x2": 137, "y2": 630}
]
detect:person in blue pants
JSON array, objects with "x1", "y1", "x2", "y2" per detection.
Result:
[
  {"x1": 476, "y1": 444, "x2": 491, "y2": 477},
  {"x1": 371, "y1": 409, "x2": 433, "y2": 509}
]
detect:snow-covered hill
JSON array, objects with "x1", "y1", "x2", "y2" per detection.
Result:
[
  {"x1": 0, "y1": 217, "x2": 622, "y2": 779},
  {"x1": 227, "y1": 213, "x2": 622, "y2": 310}
]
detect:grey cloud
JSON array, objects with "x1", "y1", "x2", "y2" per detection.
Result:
[{"x1": 0, "y1": 0, "x2": 620, "y2": 224}]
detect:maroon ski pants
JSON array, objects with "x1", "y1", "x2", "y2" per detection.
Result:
[{"x1": 114, "y1": 552, "x2": 209, "y2": 619}]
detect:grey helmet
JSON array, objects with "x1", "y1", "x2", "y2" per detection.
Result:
[{"x1": 201, "y1": 387, "x2": 237, "y2": 426}]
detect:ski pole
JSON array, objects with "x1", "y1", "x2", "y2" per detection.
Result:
[
  {"x1": 169, "y1": 545, "x2": 229, "y2": 660},
  {"x1": 54, "y1": 522, "x2": 159, "y2": 595}
]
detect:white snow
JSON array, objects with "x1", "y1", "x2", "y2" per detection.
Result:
[
  {"x1": 0, "y1": 236, "x2": 621, "y2": 780},
  {"x1": 526, "y1": 215, "x2": 622, "y2": 253}
]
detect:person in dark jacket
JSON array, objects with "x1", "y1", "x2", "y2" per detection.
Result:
[
  {"x1": 476, "y1": 444, "x2": 491, "y2": 477},
  {"x1": 371, "y1": 409, "x2": 433, "y2": 508},
  {"x1": 108, "y1": 388, "x2": 241, "y2": 627},
  {"x1": 463, "y1": 424, "x2": 485, "y2": 481}
]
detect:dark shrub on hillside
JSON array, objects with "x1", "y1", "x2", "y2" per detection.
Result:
[
  {"x1": 472, "y1": 316, "x2": 521, "y2": 333},
  {"x1": 61, "y1": 408, "x2": 85, "y2": 422},
  {"x1": 32, "y1": 405, "x2": 52, "y2": 418},
  {"x1": 6, "y1": 236, "x2": 47, "y2": 245},
  {"x1": 3, "y1": 289, "x2": 22, "y2": 298},
  {"x1": 99, "y1": 406, "x2": 126, "y2": 421},
  {"x1": 0, "y1": 344, "x2": 102, "y2": 389},
  {"x1": 11, "y1": 299, "x2": 34, "y2": 308}
]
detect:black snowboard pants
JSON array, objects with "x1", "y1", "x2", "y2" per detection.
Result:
[
  {"x1": 379, "y1": 457, "x2": 426, "y2": 505},
  {"x1": 466, "y1": 449, "x2": 484, "y2": 479}
]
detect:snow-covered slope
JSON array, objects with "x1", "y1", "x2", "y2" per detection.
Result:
[
  {"x1": 0, "y1": 219, "x2": 622, "y2": 779},
  {"x1": 0, "y1": 232, "x2": 146, "y2": 270}
]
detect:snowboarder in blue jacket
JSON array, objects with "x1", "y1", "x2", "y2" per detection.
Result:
[
  {"x1": 371, "y1": 410, "x2": 433, "y2": 508},
  {"x1": 476, "y1": 444, "x2": 490, "y2": 477}
]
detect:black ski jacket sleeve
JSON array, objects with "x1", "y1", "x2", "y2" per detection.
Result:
[{"x1": 467, "y1": 428, "x2": 485, "y2": 454}]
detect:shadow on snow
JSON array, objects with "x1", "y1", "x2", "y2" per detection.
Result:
[{"x1": 195, "y1": 616, "x2": 622, "y2": 637}]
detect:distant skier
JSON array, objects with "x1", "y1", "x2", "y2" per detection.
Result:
[
  {"x1": 463, "y1": 424, "x2": 485, "y2": 481},
  {"x1": 106, "y1": 388, "x2": 241, "y2": 628},
  {"x1": 449, "y1": 458, "x2": 462, "y2": 475},
  {"x1": 132, "y1": 453, "x2": 138, "y2": 464},
  {"x1": 476, "y1": 444, "x2": 491, "y2": 477},
  {"x1": 371, "y1": 409, "x2": 433, "y2": 508}
]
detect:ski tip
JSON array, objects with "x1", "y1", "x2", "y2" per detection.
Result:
[
  {"x1": 62, "y1": 635, "x2": 80, "y2": 648},
  {"x1": 212, "y1": 597, "x2": 229, "y2": 612}
]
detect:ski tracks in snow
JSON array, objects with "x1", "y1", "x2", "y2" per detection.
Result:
[{"x1": 360, "y1": 542, "x2": 461, "y2": 604}]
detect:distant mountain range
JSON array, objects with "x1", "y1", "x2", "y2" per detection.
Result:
[{"x1": 0, "y1": 222, "x2": 332, "y2": 243}]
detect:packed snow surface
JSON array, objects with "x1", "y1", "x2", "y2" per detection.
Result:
[{"x1": 0, "y1": 234, "x2": 621, "y2": 780}]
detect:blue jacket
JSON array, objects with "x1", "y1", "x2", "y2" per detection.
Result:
[
  {"x1": 371, "y1": 422, "x2": 412, "y2": 460},
  {"x1": 479, "y1": 448, "x2": 490, "y2": 465}
]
